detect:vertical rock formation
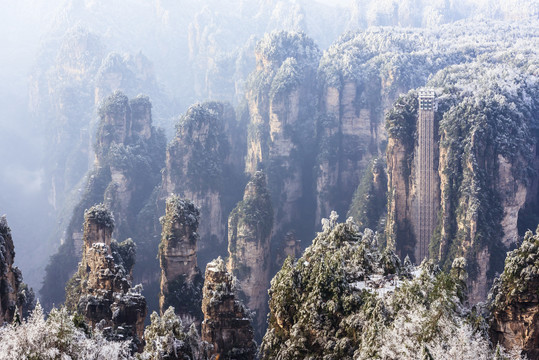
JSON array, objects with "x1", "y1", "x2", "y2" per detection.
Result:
[
  {"x1": 244, "y1": 30, "x2": 320, "y2": 264},
  {"x1": 201, "y1": 257, "x2": 256, "y2": 360},
  {"x1": 158, "y1": 195, "x2": 203, "y2": 326},
  {"x1": 227, "y1": 171, "x2": 273, "y2": 340},
  {"x1": 32, "y1": 27, "x2": 165, "y2": 311},
  {"x1": 94, "y1": 52, "x2": 159, "y2": 106},
  {"x1": 489, "y1": 228, "x2": 539, "y2": 360},
  {"x1": 0, "y1": 216, "x2": 35, "y2": 323},
  {"x1": 66, "y1": 204, "x2": 147, "y2": 347},
  {"x1": 162, "y1": 101, "x2": 245, "y2": 266},
  {"x1": 385, "y1": 91, "x2": 421, "y2": 261},
  {"x1": 41, "y1": 91, "x2": 165, "y2": 311}
]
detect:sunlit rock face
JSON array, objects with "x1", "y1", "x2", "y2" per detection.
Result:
[
  {"x1": 158, "y1": 195, "x2": 203, "y2": 327},
  {"x1": 65, "y1": 205, "x2": 147, "y2": 349},
  {"x1": 489, "y1": 229, "x2": 539, "y2": 360},
  {"x1": 227, "y1": 171, "x2": 273, "y2": 340},
  {"x1": 201, "y1": 257, "x2": 256, "y2": 360},
  {"x1": 162, "y1": 101, "x2": 245, "y2": 267},
  {"x1": 0, "y1": 216, "x2": 35, "y2": 323}
]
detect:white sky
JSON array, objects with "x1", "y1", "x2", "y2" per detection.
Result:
[{"x1": 312, "y1": 0, "x2": 352, "y2": 7}]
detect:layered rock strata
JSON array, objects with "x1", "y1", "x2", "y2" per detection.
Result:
[
  {"x1": 227, "y1": 171, "x2": 273, "y2": 340},
  {"x1": 158, "y1": 195, "x2": 203, "y2": 327},
  {"x1": 66, "y1": 204, "x2": 147, "y2": 347},
  {"x1": 202, "y1": 257, "x2": 256, "y2": 360}
]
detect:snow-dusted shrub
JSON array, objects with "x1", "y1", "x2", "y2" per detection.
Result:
[
  {"x1": 137, "y1": 307, "x2": 209, "y2": 360},
  {"x1": 490, "y1": 228, "x2": 539, "y2": 310},
  {"x1": 0, "y1": 303, "x2": 131, "y2": 359}
]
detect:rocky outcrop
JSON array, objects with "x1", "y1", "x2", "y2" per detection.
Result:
[
  {"x1": 159, "y1": 195, "x2": 203, "y2": 326},
  {"x1": 41, "y1": 91, "x2": 165, "y2": 311},
  {"x1": 162, "y1": 101, "x2": 244, "y2": 267},
  {"x1": 65, "y1": 204, "x2": 147, "y2": 348},
  {"x1": 489, "y1": 229, "x2": 539, "y2": 359},
  {"x1": 34, "y1": 26, "x2": 165, "y2": 311},
  {"x1": 227, "y1": 171, "x2": 273, "y2": 340},
  {"x1": 0, "y1": 216, "x2": 35, "y2": 323},
  {"x1": 201, "y1": 257, "x2": 256, "y2": 360}
]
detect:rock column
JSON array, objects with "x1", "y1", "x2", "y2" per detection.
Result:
[
  {"x1": 159, "y1": 195, "x2": 203, "y2": 326},
  {"x1": 67, "y1": 204, "x2": 147, "y2": 346},
  {"x1": 227, "y1": 171, "x2": 273, "y2": 339},
  {"x1": 202, "y1": 257, "x2": 256, "y2": 360}
]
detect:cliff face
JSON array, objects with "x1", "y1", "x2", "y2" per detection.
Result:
[
  {"x1": 489, "y1": 229, "x2": 539, "y2": 359},
  {"x1": 201, "y1": 257, "x2": 256, "y2": 360},
  {"x1": 0, "y1": 216, "x2": 35, "y2": 323},
  {"x1": 41, "y1": 91, "x2": 165, "y2": 311},
  {"x1": 314, "y1": 31, "x2": 420, "y2": 226},
  {"x1": 315, "y1": 80, "x2": 384, "y2": 225},
  {"x1": 244, "y1": 31, "x2": 320, "y2": 264},
  {"x1": 158, "y1": 195, "x2": 203, "y2": 326},
  {"x1": 66, "y1": 205, "x2": 147, "y2": 346},
  {"x1": 162, "y1": 101, "x2": 244, "y2": 266},
  {"x1": 227, "y1": 171, "x2": 273, "y2": 340},
  {"x1": 491, "y1": 281, "x2": 539, "y2": 359},
  {"x1": 385, "y1": 92, "x2": 422, "y2": 260}
]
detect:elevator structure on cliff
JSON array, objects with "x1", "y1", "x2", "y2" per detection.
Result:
[{"x1": 416, "y1": 89, "x2": 436, "y2": 262}]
